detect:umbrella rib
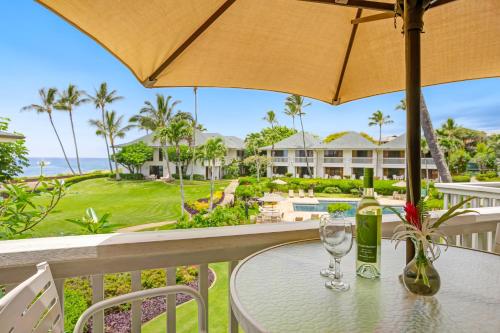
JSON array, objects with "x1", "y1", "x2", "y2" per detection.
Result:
[
  {"x1": 299, "y1": 0, "x2": 393, "y2": 12},
  {"x1": 332, "y1": 8, "x2": 363, "y2": 105},
  {"x1": 146, "y1": 0, "x2": 237, "y2": 85}
]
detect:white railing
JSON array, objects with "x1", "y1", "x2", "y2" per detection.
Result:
[
  {"x1": 383, "y1": 157, "x2": 406, "y2": 165},
  {"x1": 272, "y1": 157, "x2": 288, "y2": 163},
  {"x1": 421, "y1": 157, "x2": 436, "y2": 166},
  {"x1": 0, "y1": 208, "x2": 499, "y2": 332},
  {"x1": 323, "y1": 157, "x2": 343, "y2": 164},
  {"x1": 351, "y1": 157, "x2": 374, "y2": 164},
  {"x1": 436, "y1": 182, "x2": 500, "y2": 209},
  {"x1": 295, "y1": 157, "x2": 314, "y2": 163}
]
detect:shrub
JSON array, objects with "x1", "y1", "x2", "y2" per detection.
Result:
[
  {"x1": 426, "y1": 198, "x2": 443, "y2": 210},
  {"x1": 324, "y1": 186, "x2": 341, "y2": 194},
  {"x1": 285, "y1": 172, "x2": 292, "y2": 177},
  {"x1": 177, "y1": 205, "x2": 248, "y2": 229},
  {"x1": 350, "y1": 188, "x2": 360, "y2": 196},
  {"x1": 452, "y1": 175, "x2": 471, "y2": 183},
  {"x1": 476, "y1": 171, "x2": 498, "y2": 181},
  {"x1": 328, "y1": 203, "x2": 352, "y2": 214},
  {"x1": 64, "y1": 289, "x2": 90, "y2": 332},
  {"x1": 65, "y1": 172, "x2": 111, "y2": 186},
  {"x1": 114, "y1": 173, "x2": 144, "y2": 180},
  {"x1": 239, "y1": 177, "x2": 257, "y2": 185},
  {"x1": 184, "y1": 191, "x2": 225, "y2": 214}
]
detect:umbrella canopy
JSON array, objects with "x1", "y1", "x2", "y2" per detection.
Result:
[
  {"x1": 37, "y1": 0, "x2": 499, "y2": 105},
  {"x1": 272, "y1": 179, "x2": 287, "y2": 185},
  {"x1": 0, "y1": 131, "x2": 24, "y2": 143},
  {"x1": 258, "y1": 193, "x2": 285, "y2": 203}
]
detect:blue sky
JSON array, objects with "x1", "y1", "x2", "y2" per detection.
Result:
[{"x1": 1, "y1": 1, "x2": 499, "y2": 158}]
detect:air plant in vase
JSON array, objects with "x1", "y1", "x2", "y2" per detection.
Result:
[{"x1": 389, "y1": 197, "x2": 477, "y2": 296}]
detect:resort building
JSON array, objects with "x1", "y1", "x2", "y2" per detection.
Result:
[
  {"x1": 118, "y1": 130, "x2": 245, "y2": 179},
  {"x1": 262, "y1": 131, "x2": 438, "y2": 179}
]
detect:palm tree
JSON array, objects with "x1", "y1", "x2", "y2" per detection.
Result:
[
  {"x1": 190, "y1": 87, "x2": 199, "y2": 181},
  {"x1": 87, "y1": 82, "x2": 123, "y2": 173},
  {"x1": 55, "y1": 84, "x2": 89, "y2": 175},
  {"x1": 130, "y1": 94, "x2": 180, "y2": 178},
  {"x1": 197, "y1": 137, "x2": 227, "y2": 211},
  {"x1": 285, "y1": 94, "x2": 312, "y2": 176},
  {"x1": 284, "y1": 103, "x2": 300, "y2": 130},
  {"x1": 245, "y1": 133, "x2": 266, "y2": 182},
  {"x1": 89, "y1": 111, "x2": 131, "y2": 180},
  {"x1": 395, "y1": 96, "x2": 452, "y2": 182},
  {"x1": 263, "y1": 110, "x2": 278, "y2": 178},
  {"x1": 368, "y1": 110, "x2": 393, "y2": 145},
  {"x1": 157, "y1": 118, "x2": 192, "y2": 216},
  {"x1": 21, "y1": 88, "x2": 75, "y2": 175}
]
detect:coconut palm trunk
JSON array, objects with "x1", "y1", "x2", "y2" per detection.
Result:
[
  {"x1": 161, "y1": 141, "x2": 172, "y2": 178},
  {"x1": 109, "y1": 136, "x2": 120, "y2": 180},
  {"x1": 100, "y1": 105, "x2": 113, "y2": 173},
  {"x1": 68, "y1": 109, "x2": 82, "y2": 175},
  {"x1": 420, "y1": 94, "x2": 452, "y2": 182},
  {"x1": 210, "y1": 159, "x2": 215, "y2": 211},
  {"x1": 177, "y1": 145, "x2": 185, "y2": 216},
  {"x1": 298, "y1": 113, "x2": 312, "y2": 177},
  {"x1": 48, "y1": 114, "x2": 75, "y2": 174}
]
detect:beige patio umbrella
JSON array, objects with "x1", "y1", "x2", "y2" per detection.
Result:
[{"x1": 37, "y1": 0, "x2": 500, "y2": 260}]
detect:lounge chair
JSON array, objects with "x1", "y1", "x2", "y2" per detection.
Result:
[
  {"x1": 295, "y1": 216, "x2": 304, "y2": 222},
  {"x1": 298, "y1": 189, "x2": 305, "y2": 198},
  {"x1": 289, "y1": 189, "x2": 295, "y2": 198},
  {"x1": 311, "y1": 213, "x2": 320, "y2": 220},
  {"x1": 308, "y1": 189, "x2": 314, "y2": 198}
]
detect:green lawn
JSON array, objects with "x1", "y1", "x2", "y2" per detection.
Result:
[
  {"x1": 142, "y1": 262, "x2": 229, "y2": 333},
  {"x1": 31, "y1": 178, "x2": 230, "y2": 237}
]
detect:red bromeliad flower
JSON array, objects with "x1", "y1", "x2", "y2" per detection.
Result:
[{"x1": 404, "y1": 202, "x2": 421, "y2": 231}]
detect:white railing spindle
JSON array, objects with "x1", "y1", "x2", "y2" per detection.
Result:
[
  {"x1": 91, "y1": 274, "x2": 104, "y2": 333},
  {"x1": 199, "y1": 264, "x2": 209, "y2": 330},
  {"x1": 166, "y1": 267, "x2": 176, "y2": 333},
  {"x1": 131, "y1": 271, "x2": 142, "y2": 333},
  {"x1": 54, "y1": 278, "x2": 65, "y2": 330}
]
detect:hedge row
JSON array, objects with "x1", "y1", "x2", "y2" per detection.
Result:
[
  {"x1": 64, "y1": 172, "x2": 111, "y2": 186},
  {"x1": 172, "y1": 173, "x2": 205, "y2": 181},
  {"x1": 476, "y1": 171, "x2": 499, "y2": 182},
  {"x1": 451, "y1": 175, "x2": 471, "y2": 182}
]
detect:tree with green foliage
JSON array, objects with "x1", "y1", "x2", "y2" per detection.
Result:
[
  {"x1": 486, "y1": 134, "x2": 500, "y2": 159},
  {"x1": 262, "y1": 110, "x2": 278, "y2": 177},
  {"x1": 449, "y1": 149, "x2": 471, "y2": 174},
  {"x1": 114, "y1": 142, "x2": 153, "y2": 174},
  {"x1": 67, "y1": 208, "x2": 114, "y2": 234},
  {"x1": 285, "y1": 94, "x2": 312, "y2": 175},
  {"x1": 284, "y1": 102, "x2": 300, "y2": 130},
  {"x1": 55, "y1": 84, "x2": 89, "y2": 175},
  {"x1": 324, "y1": 131, "x2": 348, "y2": 143},
  {"x1": 167, "y1": 145, "x2": 193, "y2": 175},
  {"x1": 473, "y1": 142, "x2": 496, "y2": 172},
  {"x1": 90, "y1": 111, "x2": 131, "y2": 180},
  {"x1": 368, "y1": 110, "x2": 393, "y2": 145},
  {"x1": 130, "y1": 94, "x2": 181, "y2": 178},
  {"x1": 244, "y1": 132, "x2": 267, "y2": 182},
  {"x1": 395, "y1": 96, "x2": 452, "y2": 182},
  {"x1": 0, "y1": 179, "x2": 65, "y2": 239},
  {"x1": 260, "y1": 126, "x2": 296, "y2": 146},
  {"x1": 87, "y1": 82, "x2": 124, "y2": 173},
  {"x1": 196, "y1": 137, "x2": 227, "y2": 211},
  {"x1": 0, "y1": 118, "x2": 29, "y2": 181},
  {"x1": 235, "y1": 185, "x2": 256, "y2": 218},
  {"x1": 157, "y1": 118, "x2": 192, "y2": 216},
  {"x1": 22, "y1": 88, "x2": 75, "y2": 174}
]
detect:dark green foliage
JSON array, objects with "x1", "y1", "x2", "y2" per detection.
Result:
[
  {"x1": 324, "y1": 186, "x2": 341, "y2": 194},
  {"x1": 350, "y1": 188, "x2": 360, "y2": 196},
  {"x1": 172, "y1": 173, "x2": 204, "y2": 180},
  {"x1": 476, "y1": 171, "x2": 499, "y2": 181},
  {"x1": 114, "y1": 173, "x2": 144, "y2": 180},
  {"x1": 177, "y1": 205, "x2": 248, "y2": 229},
  {"x1": 0, "y1": 118, "x2": 29, "y2": 181},
  {"x1": 327, "y1": 203, "x2": 352, "y2": 214},
  {"x1": 239, "y1": 177, "x2": 258, "y2": 185},
  {"x1": 64, "y1": 288, "x2": 90, "y2": 332},
  {"x1": 113, "y1": 142, "x2": 153, "y2": 174},
  {"x1": 65, "y1": 172, "x2": 111, "y2": 186}
]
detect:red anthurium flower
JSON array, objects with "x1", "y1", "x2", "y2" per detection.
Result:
[{"x1": 404, "y1": 202, "x2": 421, "y2": 231}]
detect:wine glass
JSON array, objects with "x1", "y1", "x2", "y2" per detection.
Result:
[
  {"x1": 319, "y1": 214, "x2": 336, "y2": 277},
  {"x1": 319, "y1": 213, "x2": 353, "y2": 291}
]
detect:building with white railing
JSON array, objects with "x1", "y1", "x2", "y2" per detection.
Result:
[
  {"x1": 117, "y1": 130, "x2": 245, "y2": 180},
  {"x1": 262, "y1": 132, "x2": 438, "y2": 179}
]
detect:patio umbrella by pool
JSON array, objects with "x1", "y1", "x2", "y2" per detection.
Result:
[
  {"x1": 37, "y1": 0, "x2": 500, "y2": 261},
  {"x1": 258, "y1": 193, "x2": 285, "y2": 203},
  {"x1": 272, "y1": 179, "x2": 287, "y2": 185}
]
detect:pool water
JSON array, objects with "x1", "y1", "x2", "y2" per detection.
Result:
[{"x1": 293, "y1": 200, "x2": 401, "y2": 216}]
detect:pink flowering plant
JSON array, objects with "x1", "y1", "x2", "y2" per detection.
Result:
[{"x1": 389, "y1": 197, "x2": 477, "y2": 287}]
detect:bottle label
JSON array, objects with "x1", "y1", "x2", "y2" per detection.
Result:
[{"x1": 356, "y1": 214, "x2": 378, "y2": 263}]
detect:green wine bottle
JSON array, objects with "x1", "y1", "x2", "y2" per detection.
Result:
[{"x1": 356, "y1": 168, "x2": 382, "y2": 279}]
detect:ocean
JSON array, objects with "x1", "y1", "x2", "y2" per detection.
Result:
[{"x1": 23, "y1": 157, "x2": 110, "y2": 177}]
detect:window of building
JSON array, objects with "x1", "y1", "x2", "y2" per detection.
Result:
[
  {"x1": 324, "y1": 150, "x2": 343, "y2": 157},
  {"x1": 383, "y1": 150, "x2": 405, "y2": 158},
  {"x1": 296, "y1": 150, "x2": 313, "y2": 157},
  {"x1": 352, "y1": 150, "x2": 373, "y2": 158}
]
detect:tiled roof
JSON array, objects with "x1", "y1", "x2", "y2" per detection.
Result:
[
  {"x1": 116, "y1": 130, "x2": 244, "y2": 149},
  {"x1": 261, "y1": 132, "x2": 321, "y2": 150},
  {"x1": 380, "y1": 133, "x2": 406, "y2": 149},
  {"x1": 0, "y1": 130, "x2": 24, "y2": 141},
  {"x1": 314, "y1": 131, "x2": 378, "y2": 149}
]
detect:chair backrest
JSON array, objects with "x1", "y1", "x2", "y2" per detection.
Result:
[
  {"x1": 495, "y1": 223, "x2": 500, "y2": 254},
  {"x1": 0, "y1": 262, "x2": 63, "y2": 333}
]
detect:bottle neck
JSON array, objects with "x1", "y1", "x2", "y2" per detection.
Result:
[{"x1": 363, "y1": 188, "x2": 374, "y2": 197}]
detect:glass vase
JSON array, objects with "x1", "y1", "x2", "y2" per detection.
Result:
[{"x1": 402, "y1": 240, "x2": 441, "y2": 296}]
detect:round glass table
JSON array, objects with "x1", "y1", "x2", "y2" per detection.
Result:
[{"x1": 230, "y1": 239, "x2": 500, "y2": 333}]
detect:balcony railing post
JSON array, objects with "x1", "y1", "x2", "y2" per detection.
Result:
[
  {"x1": 228, "y1": 261, "x2": 239, "y2": 333},
  {"x1": 91, "y1": 274, "x2": 105, "y2": 333},
  {"x1": 166, "y1": 267, "x2": 176, "y2": 333},
  {"x1": 54, "y1": 278, "x2": 65, "y2": 330},
  {"x1": 199, "y1": 264, "x2": 209, "y2": 330},
  {"x1": 131, "y1": 271, "x2": 142, "y2": 333}
]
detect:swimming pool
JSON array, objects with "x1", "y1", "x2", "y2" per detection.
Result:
[{"x1": 293, "y1": 200, "x2": 401, "y2": 216}]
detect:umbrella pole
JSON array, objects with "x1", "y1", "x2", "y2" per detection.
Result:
[{"x1": 404, "y1": 0, "x2": 424, "y2": 264}]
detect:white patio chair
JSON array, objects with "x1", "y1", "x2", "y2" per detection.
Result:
[
  {"x1": 298, "y1": 189, "x2": 305, "y2": 198},
  {"x1": 289, "y1": 189, "x2": 295, "y2": 198},
  {"x1": 308, "y1": 189, "x2": 314, "y2": 198},
  {"x1": 0, "y1": 262, "x2": 208, "y2": 333}
]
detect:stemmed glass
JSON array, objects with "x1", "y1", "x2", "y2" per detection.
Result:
[{"x1": 319, "y1": 212, "x2": 353, "y2": 291}]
